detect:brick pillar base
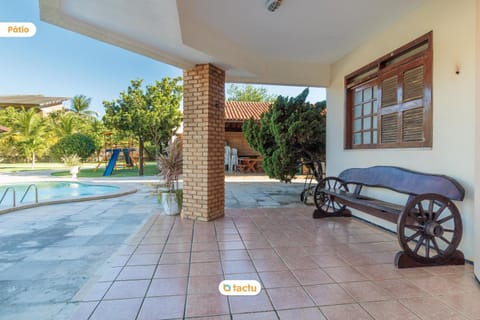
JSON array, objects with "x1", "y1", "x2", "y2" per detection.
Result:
[{"x1": 182, "y1": 64, "x2": 225, "y2": 221}]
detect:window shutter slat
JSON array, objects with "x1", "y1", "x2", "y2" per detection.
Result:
[
  {"x1": 381, "y1": 76, "x2": 398, "y2": 107},
  {"x1": 381, "y1": 113, "x2": 398, "y2": 144},
  {"x1": 402, "y1": 107, "x2": 424, "y2": 142},
  {"x1": 403, "y1": 65, "x2": 424, "y2": 101}
]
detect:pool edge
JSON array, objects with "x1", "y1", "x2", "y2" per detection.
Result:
[{"x1": 0, "y1": 184, "x2": 138, "y2": 215}]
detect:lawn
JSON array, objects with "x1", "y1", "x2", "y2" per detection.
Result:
[
  {"x1": 51, "y1": 162, "x2": 159, "y2": 177},
  {"x1": 0, "y1": 162, "x2": 68, "y2": 172}
]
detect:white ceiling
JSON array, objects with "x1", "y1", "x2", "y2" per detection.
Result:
[{"x1": 39, "y1": 0, "x2": 425, "y2": 86}]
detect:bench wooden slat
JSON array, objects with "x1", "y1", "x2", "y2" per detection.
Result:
[
  {"x1": 338, "y1": 166, "x2": 465, "y2": 201},
  {"x1": 323, "y1": 190, "x2": 402, "y2": 223}
]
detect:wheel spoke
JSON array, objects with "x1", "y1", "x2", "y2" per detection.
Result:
[
  {"x1": 405, "y1": 224, "x2": 423, "y2": 231},
  {"x1": 439, "y1": 236, "x2": 452, "y2": 247},
  {"x1": 433, "y1": 202, "x2": 448, "y2": 221},
  {"x1": 425, "y1": 238, "x2": 430, "y2": 258},
  {"x1": 405, "y1": 230, "x2": 422, "y2": 242},
  {"x1": 443, "y1": 229, "x2": 455, "y2": 233},
  {"x1": 417, "y1": 202, "x2": 426, "y2": 219},
  {"x1": 327, "y1": 179, "x2": 332, "y2": 190},
  {"x1": 437, "y1": 215, "x2": 453, "y2": 225},
  {"x1": 427, "y1": 200, "x2": 435, "y2": 220},
  {"x1": 432, "y1": 237, "x2": 443, "y2": 255},
  {"x1": 413, "y1": 235, "x2": 425, "y2": 254}
]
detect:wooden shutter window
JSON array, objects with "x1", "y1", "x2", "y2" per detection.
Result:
[
  {"x1": 402, "y1": 107, "x2": 424, "y2": 142},
  {"x1": 381, "y1": 76, "x2": 398, "y2": 107},
  {"x1": 381, "y1": 113, "x2": 398, "y2": 144},
  {"x1": 345, "y1": 31, "x2": 432, "y2": 149},
  {"x1": 403, "y1": 65, "x2": 424, "y2": 101}
]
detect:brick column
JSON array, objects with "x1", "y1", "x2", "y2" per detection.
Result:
[{"x1": 182, "y1": 64, "x2": 225, "y2": 221}]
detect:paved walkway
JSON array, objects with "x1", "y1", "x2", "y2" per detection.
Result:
[{"x1": 0, "y1": 172, "x2": 306, "y2": 320}]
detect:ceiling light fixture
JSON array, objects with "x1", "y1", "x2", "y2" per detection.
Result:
[{"x1": 265, "y1": 0, "x2": 282, "y2": 12}]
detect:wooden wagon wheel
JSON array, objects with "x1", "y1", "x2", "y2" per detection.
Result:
[
  {"x1": 397, "y1": 193, "x2": 462, "y2": 264},
  {"x1": 314, "y1": 177, "x2": 349, "y2": 214}
]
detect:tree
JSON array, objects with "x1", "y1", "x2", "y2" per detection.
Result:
[
  {"x1": 49, "y1": 112, "x2": 80, "y2": 138},
  {"x1": 5, "y1": 108, "x2": 49, "y2": 167},
  {"x1": 103, "y1": 78, "x2": 182, "y2": 175},
  {"x1": 227, "y1": 84, "x2": 277, "y2": 102},
  {"x1": 68, "y1": 94, "x2": 99, "y2": 118},
  {"x1": 243, "y1": 88, "x2": 326, "y2": 182},
  {"x1": 51, "y1": 133, "x2": 96, "y2": 161}
]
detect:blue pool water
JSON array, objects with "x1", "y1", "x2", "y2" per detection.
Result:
[{"x1": 0, "y1": 182, "x2": 119, "y2": 208}]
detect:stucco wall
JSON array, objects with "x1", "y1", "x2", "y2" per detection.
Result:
[{"x1": 326, "y1": 0, "x2": 477, "y2": 261}]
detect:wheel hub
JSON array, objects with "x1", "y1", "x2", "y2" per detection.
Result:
[{"x1": 425, "y1": 221, "x2": 444, "y2": 237}]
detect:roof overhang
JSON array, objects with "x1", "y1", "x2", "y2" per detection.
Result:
[{"x1": 39, "y1": 0, "x2": 425, "y2": 87}]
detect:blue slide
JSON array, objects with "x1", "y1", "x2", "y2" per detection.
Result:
[{"x1": 103, "y1": 149, "x2": 120, "y2": 176}]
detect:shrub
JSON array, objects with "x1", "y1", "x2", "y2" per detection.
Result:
[{"x1": 51, "y1": 133, "x2": 96, "y2": 161}]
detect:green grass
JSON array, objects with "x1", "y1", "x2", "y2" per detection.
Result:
[
  {"x1": 51, "y1": 162, "x2": 159, "y2": 177},
  {"x1": 0, "y1": 162, "x2": 69, "y2": 172}
]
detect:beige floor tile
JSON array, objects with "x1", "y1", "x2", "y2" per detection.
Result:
[
  {"x1": 188, "y1": 275, "x2": 224, "y2": 294},
  {"x1": 340, "y1": 281, "x2": 391, "y2": 302},
  {"x1": 267, "y1": 287, "x2": 315, "y2": 310},
  {"x1": 229, "y1": 291, "x2": 274, "y2": 314},
  {"x1": 104, "y1": 280, "x2": 150, "y2": 300},
  {"x1": 400, "y1": 296, "x2": 468, "y2": 320},
  {"x1": 259, "y1": 270, "x2": 300, "y2": 288},
  {"x1": 154, "y1": 263, "x2": 189, "y2": 278},
  {"x1": 374, "y1": 278, "x2": 428, "y2": 299},
  {"x1": 190, "y1": 261, "x2": 223, "y2": 277},
  {"x1": 147, "y1": 277, "x2": 188, "y2": 297},
  {"x1": 323, "y1": 266, "x2": 368, "y2": 282},
  {"x1": 354, "y1": 264, "x2": 403, "y2": 280},
  {"x1": 253, "y1": 257, "x2": 289, "y2": 272},
  {"x1": 305, "y1": 283, "x2": 355, "y2": 306},
  {"x1": 90, "y1": 298, "x2": 142, "y2": 320},
  {"x1": 321, "y1": 303, "x2": 374, "y2": 320},
  {"x1": 137, "y1": 296, "x2": 186, "y2": 320},
  {"x1": 185, "y1": 293, "x2": 229, "y2": 318},
  {"x1": 222, "y1": 260, "x2": 256, "y2": 274},
  {"x1": 438, "y1": 293, "x2": 480, "y2": 319},
  {"x1": 361, "y1": 300, "x2": 420, "y2": 320},
  {"x1": 277, "y1": 307, "x2": 326, "y2": 320},
  {"x1": 291, "y1": 268, "x2": 334, "y2": 285},
  {"x1": 310, "y1": 254, "x2": 349, "y2": 267}
]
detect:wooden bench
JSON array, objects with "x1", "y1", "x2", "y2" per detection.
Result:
[{"x1": 312, "y1": 166, "x2": 465, "y2": 268}]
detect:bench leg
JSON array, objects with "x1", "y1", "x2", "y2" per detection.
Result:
[
  {"x1": 394, "y1": 250, "x2": 465, "y2": 269},
  {"x1": 313, "y1": 208, "x2": 352, "y2": 219}
]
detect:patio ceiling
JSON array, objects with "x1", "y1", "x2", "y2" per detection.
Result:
[{"x1": 39, "y1": 0, "x2": 425, "y2": 86}]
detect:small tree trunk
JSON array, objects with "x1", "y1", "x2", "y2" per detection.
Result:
[
  {"x1": 139, "y1": 136, "x2": 144, "y2": 176},
  {"x1": 31, "y1": 152, "x2": 36, "y2": 169}
]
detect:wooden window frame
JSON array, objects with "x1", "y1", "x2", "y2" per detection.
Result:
[{"x1": 345, "y1": 31, "x2": 433, "y2": 149}]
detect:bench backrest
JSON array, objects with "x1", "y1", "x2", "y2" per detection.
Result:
[{"x1": 338, "y1": 166, "x2": 465, "y2": 201}]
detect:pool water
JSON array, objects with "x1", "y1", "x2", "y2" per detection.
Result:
[{"x1": 0, "y1": 182, "x2": 119, "y2": 207}]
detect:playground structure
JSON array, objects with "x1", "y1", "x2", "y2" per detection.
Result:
[{"x1": 95, "y1": 131, "x2": 138, "y2": 176}]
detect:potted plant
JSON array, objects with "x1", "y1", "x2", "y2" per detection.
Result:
[
  {"x1": 61, "y1": 154, "x2": 81, "y2": 178},
  {"x1": 157, "y1": 138, "x2": 183, "y2": 215}
]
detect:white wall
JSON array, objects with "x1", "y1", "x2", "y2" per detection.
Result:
[
  {"x1": 326, "y1": 0, "x2": 477, "y2": 262},
  {"x1": 474, "y1": 0, "x2": 480, "y2": 280}
]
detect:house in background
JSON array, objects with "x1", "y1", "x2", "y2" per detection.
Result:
[
  {"x1": 224, "y1": 100, "x2": 270, "y2": 157},
  {"x1": 0, "y1": 95, "x2": 69, "y2": 116}
]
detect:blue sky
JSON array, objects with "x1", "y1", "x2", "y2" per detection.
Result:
[{"x1": 0, "y1": 0, "x2": 326, "y2": 116}]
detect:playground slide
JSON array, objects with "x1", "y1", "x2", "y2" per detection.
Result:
[{"x1": 103, "y1": 149, "x2": 120, "y2": 176}]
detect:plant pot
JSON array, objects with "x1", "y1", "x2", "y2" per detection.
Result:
[
  {"x1": 70, "y1": 166, "x2": 80, "y2": 179},
  {"x1": 161, "y1": 192, "x2": 180, "y2": 215}
]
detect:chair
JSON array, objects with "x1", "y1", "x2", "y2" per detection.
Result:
[
  {"x1": 224, "y1": 145, "x2": 231, "y2": 171},
  {"x1": 230, "y1": 148, "x2": 238, "y2": 172}
]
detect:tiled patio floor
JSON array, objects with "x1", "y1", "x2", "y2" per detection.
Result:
[{"x1": 72, "y1": 207, "x2": 480, "y2": 320}]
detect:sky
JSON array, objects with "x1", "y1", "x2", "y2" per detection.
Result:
[{"x1": 0, "y1": 0, "x2": 326, "y2": 116}]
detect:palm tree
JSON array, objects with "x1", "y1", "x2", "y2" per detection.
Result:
[
  {"x1": 68, "y1": 95, "x2": 99, "y2": 118},
  {"x1": 9, "y1": 108, "x2": 48, "y2": 168},
  {"x1": 50, "y1": 112, "x2": 79, "y2": 138}
]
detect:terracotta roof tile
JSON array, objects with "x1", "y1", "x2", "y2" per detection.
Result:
[{"x1": 225, "y1": 101, "x2": 271, "y2": 121}]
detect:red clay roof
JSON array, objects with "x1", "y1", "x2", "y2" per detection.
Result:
[{"x1": 225, "y1": 101, "x2": 271, "y2": 121}]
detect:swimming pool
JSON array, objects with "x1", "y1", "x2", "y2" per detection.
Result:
[{"x1": 0, "y1": 182, "x2": 129, "y2": 211}]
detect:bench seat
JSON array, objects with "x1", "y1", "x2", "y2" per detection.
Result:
[{"x1": 324, "y1": 189, "x2": 404, "y2": 223}]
